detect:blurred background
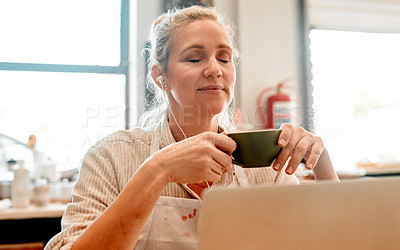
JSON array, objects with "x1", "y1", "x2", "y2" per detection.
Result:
[{"x1": 1, "y1": 0, "x2": 400, "y2": 183}]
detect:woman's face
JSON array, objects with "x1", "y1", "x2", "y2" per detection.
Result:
[{"x1": 164, "y1": 19, "x2": 236, "y2": 118}]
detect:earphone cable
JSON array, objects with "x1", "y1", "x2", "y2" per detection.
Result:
[{"x1": 160, "y1": 81, "x2": 210, "y2": 189}]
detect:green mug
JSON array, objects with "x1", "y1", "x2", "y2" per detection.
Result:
[{"x1": 227, "y1": 129, "x2": 282, "y2": 168}]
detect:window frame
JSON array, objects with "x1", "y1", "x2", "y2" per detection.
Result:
[
  {"x1": 0, "y1": 0, "x2": 131, "y2": 129},
  {"x1": 298, "y1": 0, "x2": 400, "y2": 132}
]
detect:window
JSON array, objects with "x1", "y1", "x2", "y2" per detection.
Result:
[
  {"x1": 0, "y1": 0, "x2": 121, "y2": 66},
  {"x1": 0, "y1": 0, "x2": 129, "y2": 171},
  {"x1": 309, "y1": 29, "x2": 400, "y2": 170}
]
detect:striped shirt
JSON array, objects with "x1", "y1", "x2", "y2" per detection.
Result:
[{"x1": 45, "y1": 116, "x2": 299, "y2": 250}]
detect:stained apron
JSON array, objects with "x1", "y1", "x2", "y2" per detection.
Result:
[{"x1": 134, "y1": 121, "x2": 249, "y2": 250}]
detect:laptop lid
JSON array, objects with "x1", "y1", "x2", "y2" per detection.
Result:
[{"x1": 198, "y1": 177, "x2": 400, "y2": 250}]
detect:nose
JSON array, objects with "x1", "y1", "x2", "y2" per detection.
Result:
[{"x1": 203, "y1": 58, "x2": 222, "y2": 78}]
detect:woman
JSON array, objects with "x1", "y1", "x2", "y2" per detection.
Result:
[{"x1": 45, "y1": 5, "x2": 338, "y2": 250}]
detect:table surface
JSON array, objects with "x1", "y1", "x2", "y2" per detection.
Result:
[{"x1": 0, "y1": 202, "x2": 66, "y2": 220}]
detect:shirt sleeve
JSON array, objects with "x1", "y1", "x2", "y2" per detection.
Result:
[{"x1": 45, "y1": 144, "x2": 120, "y2": 250}]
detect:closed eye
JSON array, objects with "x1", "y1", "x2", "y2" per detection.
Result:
[
  {"x1": 219, "y1": 59, "x2": 229, "y2": 63},
  {"x1": 188, "y1": 59, "x2": 201, "y2": 63}
]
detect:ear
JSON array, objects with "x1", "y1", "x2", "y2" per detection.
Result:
[{"x1": 151, "y1": 65, "x2": 167, "y2": 90}]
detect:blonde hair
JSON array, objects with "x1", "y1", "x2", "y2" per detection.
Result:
[{"x1": 140, "y1": 5, "x2": 238, "y2": 128}]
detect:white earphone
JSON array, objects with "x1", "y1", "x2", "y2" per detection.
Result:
[
  {"x1": 155, "y1": 74, "x2": 209, "y2": 187},
  {"x1": 156, "y1": 75, "x2": 163, "y2": 84},
  {"x1": 156, "y1": 75, "x2": 167, "y2": 90}
]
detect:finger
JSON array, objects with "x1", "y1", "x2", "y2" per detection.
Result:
[
  {"x1": 285, "y1": 133, "x2": 313, "y2": 175},
  {"x1": 278, "y1": 123, "x2": 294, "y2": 147},
  {"x1": 209, "y1": 163, "x2": 223, "y2": 175},
  {"x1": 199, "y1": 158, "x2": 223, "y2": 182},
  {"x1": 209, "y1": 132, "x2": 237, "y2": 155},
  {"x1": 305, "y1": 138, "x2": 324, "y2": 170},
  {"x1": 206, "y1": 170, "x2": 222, "y2": 182},
  {"x1": 191, "y1": 134, "x2": 232, "y2": 178},
  {"x1": 195, "y1": 149, "x2": 223, "y2": 176},
  {"x1": 273, "y1": 127, "x2": 306, "y2": 171},
  {"x1": 213, "y1": 150, "x2": 232, "y2": 172}
]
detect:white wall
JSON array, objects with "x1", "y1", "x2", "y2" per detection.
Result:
[
  {"x1": 237, "y1": 0, "x2": 301, "y2": 129},
  {"x1": 215, "y1": 0, "x2": 238, "y2": 23}
]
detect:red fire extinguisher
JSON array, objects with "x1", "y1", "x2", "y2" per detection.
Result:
[{"x1": 256, "y1": 78, "x2": 294, "y2": 129}]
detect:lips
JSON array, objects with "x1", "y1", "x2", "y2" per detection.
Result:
[{"x1": 197, "y1": 85, "x2": 224, "y2": 91}]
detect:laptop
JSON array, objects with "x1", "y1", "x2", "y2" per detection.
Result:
[{"x1": 198, "y1": 177, "x2": 400, "y2": 250}]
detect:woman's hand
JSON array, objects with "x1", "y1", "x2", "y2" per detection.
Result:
[
  {"x1": 272, "y1": 123, "x2": 338, "y2": 180},
  {"x1": 149, "y1": 131, "x2": 236, "y2": 184}
]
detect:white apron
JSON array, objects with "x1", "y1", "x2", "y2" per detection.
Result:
[{"x1": 134, "y1": 122, "x2": 249, "y2": 250}]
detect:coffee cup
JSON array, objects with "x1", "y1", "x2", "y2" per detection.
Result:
[{"x1": 227, "y1": 129, "x2": 282, "y2": 168}]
